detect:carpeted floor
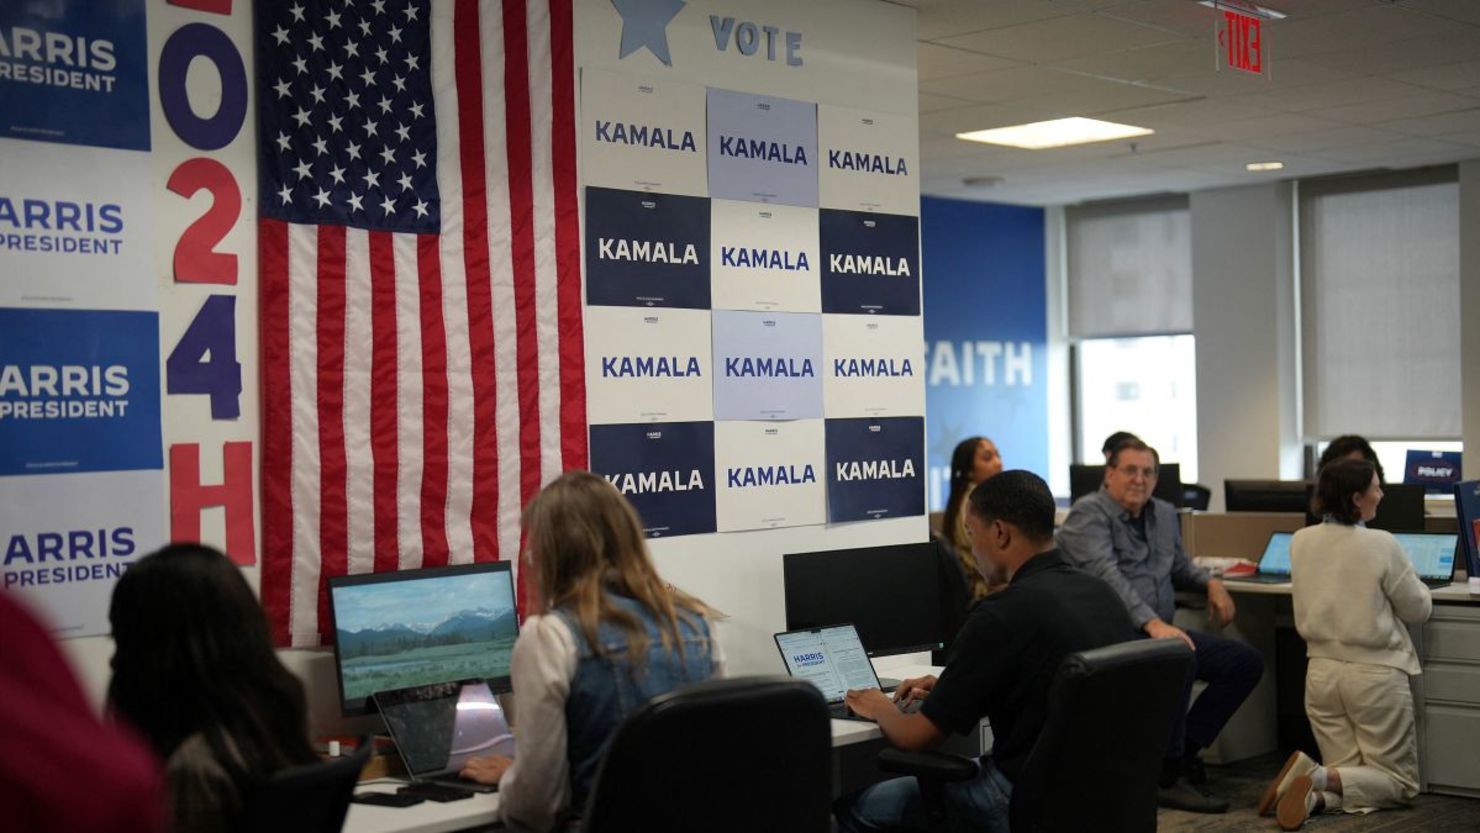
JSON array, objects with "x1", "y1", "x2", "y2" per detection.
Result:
[{"x1": 1158, "y1": 753, "x2": 1480, "y2": 832}]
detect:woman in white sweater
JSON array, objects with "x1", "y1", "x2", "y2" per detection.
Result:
[{"x1": 1260, "y1": 457, "x2": 1432, "y2": 830}]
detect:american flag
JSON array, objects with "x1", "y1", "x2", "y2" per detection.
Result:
[{"x1": 257, "y1": 0, "x2": 585, "y2": 647}]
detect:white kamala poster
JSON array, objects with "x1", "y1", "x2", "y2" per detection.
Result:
[
  {"x1": 580, "y1": 73, "x2": 709, "y2": 196},
  {"x1": 713, "y1": 419, "x2": 826, "y2": 532},
  {"x1": 709, "y1": 199, "x2": 821, "y2": 313},
  {"x1": 817, "y1": 104, "x2": 919, "y2": 215},
  {"x1": 584, "y1": 305, "x2": 714, "y2": 424},
  {"x1": 822, "y1": 313, "x2": 924, "y2": 418}
]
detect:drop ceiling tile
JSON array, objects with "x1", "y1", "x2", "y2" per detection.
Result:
[
  {"x1": 936, "y1": 13, "x2": 1183, "y2": 64},
  {"x1": 914, "y1": 0, "x2": 1101, "y2": 42},
  {"x1": 1298, "y1": 32, "x2": 1480, "y2": 75},
  {"x1": 917, "y1": 43, "x2": 1023, "y2": 81},
  {"x1": 1390, "y1": 61, "x2": 1480, "y2": 92},
  {"x1": 1380, "y1": 108, "x2": 1480, "y2": 137},
  {"x1": 1242, "y1": 125, "x2": 1409, "y2": 154},
  {"x1": 1314, "y1": 136, "x2": 1475, "y2": 163},
  {"x1": 1149, "y1": 59, "x2": 1359, "y2": 98},
  {"x1": 1170, "y1": 113, "x2": 1347, "y2": 142},
  {"x1": 918, "y1": 92, "x2": 978, "y2": 114},
  {"x1": 1312, "y1": 91, "x2": 1480, "y2": 126},
  {"x1": 1223, "y1": 77, "x2": 1432, "y2": 114},
  {"x1": 1098, "y1": 0, "x2": 1225, "y2": 39},
  {"x1": 998, "y1": 79, "x2": 1198, "y2": 114},
  {"x1": 1396, "y1": 0, "x2": 1480, "y2": 26},
  {"x1": 1053, "y1": 38, "x2": 1213, "y2": 83},
  {"x1": 1269, "y1": 6, "x2": 1457, "y2": 59}
]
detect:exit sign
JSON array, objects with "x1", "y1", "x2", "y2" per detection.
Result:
[{"x1": 1217, "y1": 9, "x2": 1265, "y2": 76}]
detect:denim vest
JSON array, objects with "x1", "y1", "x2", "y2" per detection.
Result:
[{"x1": 555, "y1": 594, "x2": 713, "y2": 813}]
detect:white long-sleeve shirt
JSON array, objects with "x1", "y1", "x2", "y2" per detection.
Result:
[
  {"x1": 1290, "y1": 522, "x2": 1432, "y2": 675},
  {"x1": 496, "y1": 613, "x2": 725, "y2": 832}
]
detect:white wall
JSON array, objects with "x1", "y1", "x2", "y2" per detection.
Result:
[{"x1": 1189, "y1": 183, "x2": 1302, "y2": 510}]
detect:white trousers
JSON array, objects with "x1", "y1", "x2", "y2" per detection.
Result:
[{"x1": 1305, "y1": 657, "x2": 1420, "y2": 813}]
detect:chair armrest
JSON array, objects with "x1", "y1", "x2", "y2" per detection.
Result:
[{"x1": 877, "y1": 748, "x2": 978, "y2": 782}]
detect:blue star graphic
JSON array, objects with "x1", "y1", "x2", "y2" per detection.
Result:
[{"x1": 611, "y1": 0, "x2": 685, "y2": 66}]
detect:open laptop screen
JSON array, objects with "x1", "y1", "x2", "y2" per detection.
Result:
[
  {"x1": 775, "y1": 624, "x2": 880, "y2": 703},
  {"x1": 1258, "y1": 532, "x2": 1293, "y2": 576},
  {"x1": 1391, "y1": 532, "x2": 1457, "y2": 581},
  {"x1": 374, "y1": 680, "x2": 515, "y2": 778}
]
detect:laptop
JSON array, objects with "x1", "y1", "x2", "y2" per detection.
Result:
[
  {"x1": 373, "y1": 679, "x2": 515, "y2": 793},
  {"x1": 1391, "y1": 532, "x2": 1458, "y2": 589},
  {"x1": 775, "y1": 623, "x2": 893, "y2": 722},
  {"x1": 1225, "y1": 532, "x2": 1294, "y2": 584}
]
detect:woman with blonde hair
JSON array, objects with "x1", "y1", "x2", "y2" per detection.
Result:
[{"x1": 460, "y1": 471, "x2": 721, "y2": 831}]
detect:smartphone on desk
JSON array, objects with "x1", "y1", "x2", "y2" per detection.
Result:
[{"x1": 352, "y1": 791, "x2": 425, "y2": 807}]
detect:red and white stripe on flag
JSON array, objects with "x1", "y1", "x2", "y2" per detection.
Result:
[{"x1": 259, "y1": 0, "x2": 585, "y2": 648}]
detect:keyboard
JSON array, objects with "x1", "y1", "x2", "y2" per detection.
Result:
[{"x1": 400, "y1": 782, "x2": 478, "y2": 801}]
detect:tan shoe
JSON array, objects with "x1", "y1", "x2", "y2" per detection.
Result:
[
  {"x1": 1258, "y1": 750, "x2": 1318, "y2": 817},
  {"x1": 1276, "y1": 774, "x2": 1315, "y2": 831}
]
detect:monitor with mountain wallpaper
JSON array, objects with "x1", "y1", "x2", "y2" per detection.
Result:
[{"x1": 328, "y1": 561, "x2": 519, "y2": 716}]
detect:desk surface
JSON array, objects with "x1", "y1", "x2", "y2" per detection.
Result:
[
  {"x1": 1224, "y1": 579, "x2": 1479, "y2": 603},
  {"x1": 345, "y1": 665, "x2": 944, "y2": 833}
]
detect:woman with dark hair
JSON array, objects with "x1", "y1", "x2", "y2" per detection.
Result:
[
  {"x1": 458, "y1": 471, "x2": 722, "y2": 831},
  {"x1": 108, "y1": 544, "x2": 317, "y2": 833},
  {"x1": 941, "y1": 436, "x2": 1003, "y2": 601},
  {"x1": 1317, "y1": 435, "x2": 1386, "y2": 483},
  {"x1": 1260, "y1": 458, "x2": 1431, "y2": 830}
]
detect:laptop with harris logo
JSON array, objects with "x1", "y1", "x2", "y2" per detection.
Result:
[{"x1": 775, "y1": 623, "x2": 888, "y2": 721}]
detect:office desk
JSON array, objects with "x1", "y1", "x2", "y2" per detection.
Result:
[
  {"x1": 346, "y1": 673, "x2": 954, "y2": 833},
  {"x1": 1217, "y1": 579, "x2": 1480, "y2": 798}
]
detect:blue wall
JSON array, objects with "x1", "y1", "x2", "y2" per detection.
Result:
[{"x1": 922, "y1": 197, "x2": 1048, "y2": 510}]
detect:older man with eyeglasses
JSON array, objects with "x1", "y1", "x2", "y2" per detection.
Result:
[{"x1": 1058, "y1": 439, "x2": 1263, "y2": 815}]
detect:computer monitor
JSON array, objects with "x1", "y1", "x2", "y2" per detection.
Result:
[
  {"x1": 1370, "y1": 483, "x2": 1426, "y2": 533},
  {"x1": 1224, "y1": 479, "x2": 1311, "y2": 514},
  {"x1": 1069, "y1": 462, "x2": 1183, "y2": 506},
  {"x1": 328, "y1": 562, "x2": 519, "y2": 716},
  {"x1": 783, "y1": 543, "x2": 943, "y2": 657}
]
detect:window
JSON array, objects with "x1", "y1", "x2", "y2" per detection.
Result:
[
  {"x1": 1300, "y1": 168, "x2": 1460, "y2": 441},
  {"x1": 1077, "y1": 335, "x2": 1199, "y2": 483},
  {"x1": 1067, "y1": 197, "x2": 1198, "y2": 484}
]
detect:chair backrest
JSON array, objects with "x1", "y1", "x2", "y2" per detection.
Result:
[
  {"x1": 1009, "y1": 639, "x2": 1193, "y2": 833},
  {"x1": 581, "y1": 677, "x2": 832, "y2": 833},
  {"x1": 238, "y1": 739, "x2": 372, "y2": 833},
  {"x1": 929, "y1": 532, "x2": 972, "y2": 666}
]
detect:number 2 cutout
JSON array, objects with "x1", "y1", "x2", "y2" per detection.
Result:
[{"x1": 168, "y1": 158, "x2": 241, "y2": 285}]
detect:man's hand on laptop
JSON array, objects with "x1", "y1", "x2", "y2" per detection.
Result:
[
  {"x1": 460, "y1": 755, "x2": 513, "y2": 786},
  {"x1": 844, "y1": 687, "x2": 895, "y2": 721},
  {"x1": 893, "y1": 674, "x2": 936, "y2": 706},
  {"x1": 1144, "y1": 618, "x2": 1195, "y2": 651}
]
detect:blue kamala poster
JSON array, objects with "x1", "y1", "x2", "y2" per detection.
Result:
[
  {"x1": 710, "y1": 310, "x2": 824, "y2": 421},
  {"x1": 825, "y1": 416, "x2": 925, "y2": 523},
  {"x1": 706, "y1": 88, "x2": 818, "y2": 207},
  {"x1": 589, "y1": 421, "x2": 716, "y2": 538},
  {"x1": 585, "y1": 187, "x2": 711, "y2": 309},
  {"x1": 819, "y1": 209, "x2": 920, "y2": 316},
  {"x1": 0, "y1": 308, "x2": 163, "y2": 475},
  {"x1": 0, "y1": 1, "x2": 150, "y2": 150}
]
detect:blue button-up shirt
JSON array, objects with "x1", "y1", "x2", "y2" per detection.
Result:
[{"x1": 1056, "y1": 487, "x2": 1210, "y2": 628}]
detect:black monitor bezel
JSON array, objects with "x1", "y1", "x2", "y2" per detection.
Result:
[
  {"x1": 327, "y1": 560, "x2": 517, "y2": 717},
  {"x1": 782, "y1": 542, "x2": 944, "y2": 657},
  {"x1": 1070, "y1": 462, "x2": 1183, "y2": 506}
]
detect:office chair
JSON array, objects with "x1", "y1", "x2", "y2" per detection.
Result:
[
  {"x1": 581, "y1": 677, "x2": 832, "y2": 833},
  {"x1": 239, "y1": 736, "x2": 371, "y2": 833},
  {"x1": 929, "y1": 532, "x2": 972, "y2": 666},
  {"x1": 877, "y1": 639, "x2": 1193, "y2": 833}
]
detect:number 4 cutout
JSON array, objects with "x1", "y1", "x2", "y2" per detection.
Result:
[{"x1": 167, "y1": 294, "x2": 243, "y2": 420}]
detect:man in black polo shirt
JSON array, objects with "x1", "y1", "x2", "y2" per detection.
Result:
[{"x1": 834, "y1": 470, "x2": 1138, "y2": 833}]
